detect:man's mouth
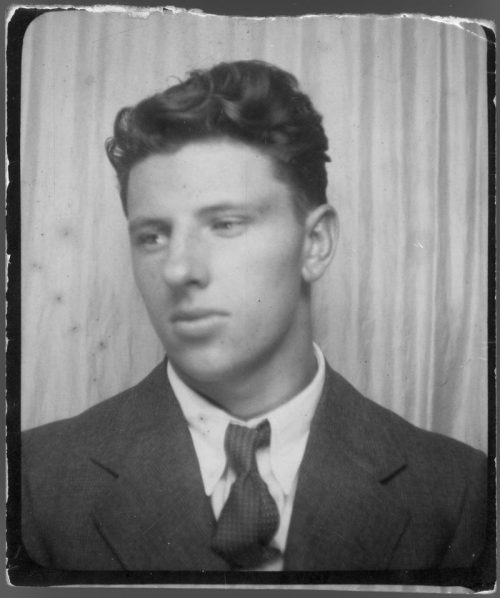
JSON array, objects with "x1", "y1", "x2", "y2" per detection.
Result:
[
  {"x1": 170, "y1": 309, "x2": 228, "y2": 337},
  {"x1": 170, "y1": 308, "x2": 228, "y2": 323}
]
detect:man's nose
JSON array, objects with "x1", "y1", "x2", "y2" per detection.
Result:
[{"x1": 162, "y1": 229, "x2": 209, "y2": 289}]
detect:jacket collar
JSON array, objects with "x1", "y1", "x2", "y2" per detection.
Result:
[{"x1": 88, "y1": 360, "x2": 409, "y2": 571}]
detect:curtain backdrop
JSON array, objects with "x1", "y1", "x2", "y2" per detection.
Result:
[{"x1": 20, "y1": 11, "x2": 488, "y2": 453}]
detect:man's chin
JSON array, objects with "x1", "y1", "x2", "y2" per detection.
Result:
[{"x1": 167, "y1": 349, "x2": 239, "y2": 387}]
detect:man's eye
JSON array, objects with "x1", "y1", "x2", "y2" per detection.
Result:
[
  {"x1": 135, "y1": 232, "x2": 167, "y2": 249},
  {"x1": 212, "y1": 219, "x2": 247, "y2": 236}
]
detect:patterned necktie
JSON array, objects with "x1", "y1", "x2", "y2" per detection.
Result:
[{"x1": 211, "y1": 419, "x2": 281, "y2": 568}]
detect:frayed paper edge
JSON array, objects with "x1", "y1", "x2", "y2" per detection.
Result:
[{"x1": 5, "y1": 5, "x2": 496, "y2": 33}]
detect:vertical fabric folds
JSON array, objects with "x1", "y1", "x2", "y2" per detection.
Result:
[{"x1": 20, "y1": 13, "x2": 488, "y2": 452}]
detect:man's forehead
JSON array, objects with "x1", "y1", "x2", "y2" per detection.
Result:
[
  {"x1": 129, "y1": 139, "x2": 276, "y2": 177},
  {"x1": 126, "y1": 140, "x2": 294, "y2": 214}
]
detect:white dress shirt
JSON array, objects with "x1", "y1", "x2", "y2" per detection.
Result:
[{"x1": 167, "y1": 344, "x2": 326, "y2": 571}]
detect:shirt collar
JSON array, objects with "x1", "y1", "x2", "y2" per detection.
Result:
[{"x1": 167, "y1": 344, "x2": 326, "y2": 496}]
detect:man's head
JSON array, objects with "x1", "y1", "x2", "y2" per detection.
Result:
[
  {"x1": 106, "y1": 61, "x2": 337, "y2": 417},
  {"x1": 105, "y1": 60, "x2": 330, "y2": 217}
]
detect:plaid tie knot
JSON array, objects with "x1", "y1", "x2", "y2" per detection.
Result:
[
  {"x1": 225, "y1": 419, "x2": 271, "y2": 475},
  {"x1": 211, "y1": 419, "x2": 280, "y2": 568}
]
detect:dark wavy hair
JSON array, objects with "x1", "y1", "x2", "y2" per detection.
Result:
[{"x1": 105, "y1": 60, "x2": 330, "y2": 215}]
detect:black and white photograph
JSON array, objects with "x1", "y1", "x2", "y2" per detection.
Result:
[{"x1": 6, "y1": 3, "x2": 495, "y2": 591}]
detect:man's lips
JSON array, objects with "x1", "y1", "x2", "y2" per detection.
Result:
[
  {"x1": 169, "y1": 308, "x2": 228, "y2": 338},
  {"x1": 170, "y1": 308, "x2": 228, "y2": 323}
]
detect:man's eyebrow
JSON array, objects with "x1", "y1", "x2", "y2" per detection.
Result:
[
  {"x1": 128, "y1": 218, "x2": 169, "y2": 233},
  {"x1": 197, "y1": 200, "x2": 269, "y2": 217},
  {"x1": 127, "y1": 200, "x2": 272, "y2": 232}
]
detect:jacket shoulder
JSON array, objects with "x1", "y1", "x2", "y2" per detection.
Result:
[
  {"x1": 22, "y1": 360, "x2": 168, "y2": 469},
  {"x1": 323, "y1": 365, "x2": 487, "y2": 524},
  {"x1": 326, "y1": 365, "x2": 486, "y2": 469},
  {"x1": 324, "y1": 366, "x2": 488, "y2": 567}
]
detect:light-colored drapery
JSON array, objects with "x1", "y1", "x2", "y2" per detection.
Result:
[{"x1": 20, "y1": 11, "x2": 489, "y2": 453}]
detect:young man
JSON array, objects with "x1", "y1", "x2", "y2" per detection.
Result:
[{"x1": 22, "y1": 61, "x2": 487, "y2": 572}]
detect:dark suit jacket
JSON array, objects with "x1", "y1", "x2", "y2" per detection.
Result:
[{"x1": 22, "y1": 360, "x2": 487, "y2": 571}]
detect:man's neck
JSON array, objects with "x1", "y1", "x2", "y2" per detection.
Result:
[{"x1": 173, "y1": 337, "x2": 319, "y2": 420}]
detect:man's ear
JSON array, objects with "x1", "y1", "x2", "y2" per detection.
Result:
[{"x1": 301, "y1": 204, "x2": 338, "y2": 283}]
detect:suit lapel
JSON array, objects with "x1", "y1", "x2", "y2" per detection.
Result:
[
  {"x1": 285, "y1": 366, "x2": 410, "y2": 570},
  {"x1": 86, "y1": 359, "x2": 410, "y2": 571},
  {"x1": 89, "y1": 361, "x2": 229, "y2": 570}
]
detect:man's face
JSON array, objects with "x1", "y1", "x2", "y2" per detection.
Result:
[{"x1": 127, "y1": 139, "x2": 311, "y2": 387}]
